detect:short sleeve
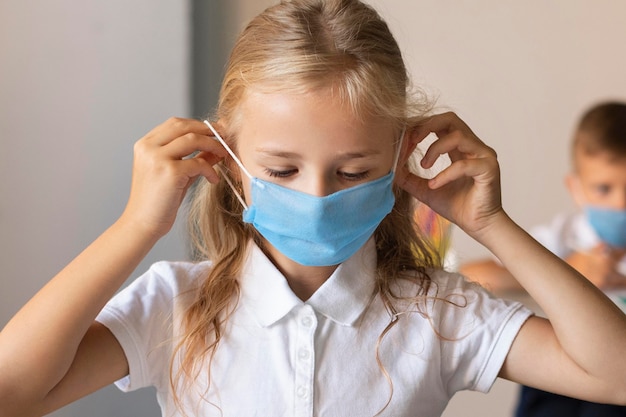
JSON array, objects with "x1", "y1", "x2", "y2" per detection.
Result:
[
  {"x1": 432, "y1": 272, "x2": 533, "y2": 395},
  {"x1": 96, "y1": 261, "x2": 207, "y2": 392}
]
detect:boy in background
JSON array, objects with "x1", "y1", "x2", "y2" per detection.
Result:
[{"x1": 461, "y1": 101, "x2": 626, "y2": 416}]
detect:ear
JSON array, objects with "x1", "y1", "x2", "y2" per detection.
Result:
[
  {"x1": 398, "y1": 126, "x2": 420, "y2": 167},
  {"x1": 565, "y1": 173, "x2": 585, "y2": 207}
]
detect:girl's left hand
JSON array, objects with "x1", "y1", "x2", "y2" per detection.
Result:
[{"x1": 396, "y1": 112, "x2": 503, "y2": 240}]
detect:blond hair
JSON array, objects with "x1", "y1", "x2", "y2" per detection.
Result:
[{"x1": 174, "y1": 0, "x2": 440, "y2": 413}]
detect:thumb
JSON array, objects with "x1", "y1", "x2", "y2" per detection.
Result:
[{"x1": 395, "y1": 165, "x2": 431, "y2": 203}]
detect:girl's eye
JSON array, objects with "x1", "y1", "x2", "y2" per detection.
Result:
[
  {"x1": 340, "y1": 171, "x2": 370, "y2": 181},
  {"x1": 265, "y1": 168, "x2": 297, "y2": 178}
]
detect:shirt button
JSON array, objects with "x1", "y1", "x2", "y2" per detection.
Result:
[
  {"x1": 300, "y1": 316, "x2": 313, "y2": 327},
  {"x1": 298, "y1": 349, "x2": 311, "y2": 360},
  {"x1": 296, "y1": 386, "x2": 308, "y2": 398}
]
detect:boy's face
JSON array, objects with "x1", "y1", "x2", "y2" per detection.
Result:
[{"x1": 567, "y1": 150, "x2": 626, "y2": 210}]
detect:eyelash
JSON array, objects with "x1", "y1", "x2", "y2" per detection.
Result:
[
  {"x1": 341, "y1": 171, "x2": 370, "y2": 181},
  {"x1": 264, "y1": 169, "x2": 370, "y2": 181},
  {"x1": 265, "y1": 168, "x2": 297, "y2": 178}
]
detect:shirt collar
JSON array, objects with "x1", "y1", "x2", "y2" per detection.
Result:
[{"x1": 239, "y1": 239, "x2": 377, "y2": 327}]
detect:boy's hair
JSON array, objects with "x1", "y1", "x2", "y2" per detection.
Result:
[
  {"x1": 573, "y1": 101, "x2": 626, "y2": 162},
  {"x1": 173, "y1": 1, "x2": 441, "y2": 412}
]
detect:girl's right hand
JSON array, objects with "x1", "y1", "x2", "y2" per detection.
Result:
[
  {"x1": 121, "y1": 117, "x2": 228, "y2": 238},
  {"x1": 0, "y1": 117, "x2": 226, "y2": 416}
]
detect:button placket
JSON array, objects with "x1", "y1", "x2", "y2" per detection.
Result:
[{"x1": 294, "y1": 305, "x2": 316, "y2": 417}]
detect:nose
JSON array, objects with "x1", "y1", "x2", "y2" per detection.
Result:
[{"x1": 304, "y1": 173, "x2": 336, "y2": 197}]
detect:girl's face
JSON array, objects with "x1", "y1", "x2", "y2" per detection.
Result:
[{"x1": 233, "y1": 88, "x2": 399, "y2": 201}]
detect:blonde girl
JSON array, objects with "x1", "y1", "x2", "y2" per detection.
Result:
[{"x1": 1, "y1": 1, "x2": 625, "y2": 416}]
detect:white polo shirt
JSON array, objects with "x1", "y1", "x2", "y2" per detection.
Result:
[
  {"x1": 531, "y1": 211, "x2": 626, "y2": 275},
  {"x1": 97, "y1": 239, "x2": 532, "y2": 417}
]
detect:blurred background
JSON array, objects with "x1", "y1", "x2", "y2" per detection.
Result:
[{"x1": 1, "y1": 1, "x2": 625, "y2": 416}]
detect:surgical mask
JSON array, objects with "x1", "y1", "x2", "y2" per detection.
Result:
[
  {"x1": 204, "y1": 120, "x2": 404, "y2": 266},
  {"x1": 584, "y1": 206, "x2": 626, "y2": 248}
]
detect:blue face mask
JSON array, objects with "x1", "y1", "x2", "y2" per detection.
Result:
[
  {"x1": 584, "y1": 206, "x2": 626, "y2": 248},
  {"x1": 204, "y1": 120, "x2": 403, "y2": 266}
]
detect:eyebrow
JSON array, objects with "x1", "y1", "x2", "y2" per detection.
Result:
[
  {"x1": 255, "y1": 148, "x2": 301, "y2": 159},
  {"x1": 254, "y1": 147, "x2": 382, "y2": 159}
]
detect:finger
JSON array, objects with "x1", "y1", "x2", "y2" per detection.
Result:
[
  {"x1": 408, "y1": 122, "x2": 436, "y2": 146},
  {"x1": 428, "y1": 156, "x2": 497, "y2": 190},
  {"x1": 174, "y1": 154, "x2": 223, "y2": 185},
  {"x1": 395, "y1": 166, "x2": 431, "y2": 202},
  {"x1": 421, "y1": 128, "x2": 493, "y2": 166},
  {"x1": 397, "y1": 127, "x2": 422, "y2": 166},
  {"x1": 415, "y1": 112, "x2": 472, "y2": 140},
  {"x1": 416, "y1": 112, "x2": 494, "y2": 168},
  {"x1": 195, "y1": 150, "x2": 225, "y2": 167},
  {"x1": 608, "y1": 247, "x2": 626, "y2": 261},
  {"x1": 143, "y1": 117, "x2": 213, "y2": 147},
  {"x1": 160, "y1": 132, "x2": 229, "y2": 160}
]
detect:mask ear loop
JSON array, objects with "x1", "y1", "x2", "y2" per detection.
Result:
[
  {"x1": 391, "y1": 125, "x2": 406, "y2": 174},
  {"x1": 203, "y1": 119, "x2": 250, "y2": 209}
]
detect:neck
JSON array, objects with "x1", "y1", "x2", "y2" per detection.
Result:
[{"x1": 261, "y1": 242, "x2": 338, "y2": 300}]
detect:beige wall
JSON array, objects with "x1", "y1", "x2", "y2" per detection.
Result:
[{"x1": 368, "y1": 0, "x2": 626, "y2": 263}]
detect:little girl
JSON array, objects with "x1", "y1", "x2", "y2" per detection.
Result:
[{"x1": 1, "y1": 1, "x2": 625, "y2": 416}]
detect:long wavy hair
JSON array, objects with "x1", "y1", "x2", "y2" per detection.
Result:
[{"x1": 173, "y1": 0, "x2": 442, "y2": 413}]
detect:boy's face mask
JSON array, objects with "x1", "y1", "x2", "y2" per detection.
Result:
[
  {"x1": 568, "y1": 169, "x2": 626, "y2": 248},
  {"x1": 584, "y1": 206, "x2": 626, "y2": 248},
  {"x1": 204, "y1": 120, "x2": 404, "y2": 266}
]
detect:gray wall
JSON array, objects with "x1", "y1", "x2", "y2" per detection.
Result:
[{"x1": 1, "y1": 1, "x2": 191, "y2": 416}]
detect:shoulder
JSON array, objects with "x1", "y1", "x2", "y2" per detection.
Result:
[
  {"x1": 129, "y1": 260, "x2": 212, "y2": 294},
  {"x1": 424, "y1": 267, "x2": 490, "y2": 299},
  {"x1": 427, "y1": 269, "x2": 532, "y2": 337},
  {"x1": 423, "y1": 269, "x2": 533, "y2": 349},
  {"x1": 390, "y1": 268, "x2": 533, "y2": 392},
  {"x1": 148, "y1": 259, "x2": 213, "y2": 279},
  {"x1": 396, "y1": 268, "x2": 528, "y2": 320},
  {"x1": 93, "y1": 260, "x2": 211, "y2": 393},
  {"x1": 98, "y1": 260, "x2": 213, "y2": 323}
]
